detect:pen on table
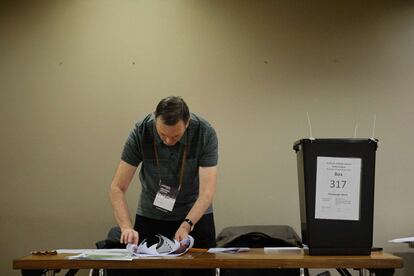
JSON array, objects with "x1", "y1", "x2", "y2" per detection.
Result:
[{"x1": 31, "y1": 250, "x2": 57, "y2": 255}]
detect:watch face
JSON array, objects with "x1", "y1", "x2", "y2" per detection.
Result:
[{"x1": 184, "y1": 219, "x2": 194, "y2": 230}]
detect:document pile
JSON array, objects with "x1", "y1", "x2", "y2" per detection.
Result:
[
  {"x1": 67, "y1": 250, "x2": 133, "y2": 261},
  {"x1": 68, "y1": 234, "x2": 194, "y2": 261},
  {"x1": 207, "y1": 247, "x2": 250, "y2": 253},
  {"x1": 127, "y1": 234, "x2": 194, "y2": 257}
]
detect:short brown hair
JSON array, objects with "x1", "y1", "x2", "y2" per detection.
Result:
[{"x1": 155, "y1": 96, "x2": 190, "y2": 125}]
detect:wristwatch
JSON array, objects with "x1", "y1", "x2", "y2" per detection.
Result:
[{"x1": 183, "y1": 218, "x2": 194, "y2": 231}]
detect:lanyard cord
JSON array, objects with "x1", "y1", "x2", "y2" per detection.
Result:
[{"x1": 153, "y1": 133, "x2": 188, "y2": 191}]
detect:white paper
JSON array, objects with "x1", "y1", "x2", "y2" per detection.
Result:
[
  {"x1": 207, "y1": 247, "x2": 250, "y2": 253},
  {"x1": 264, "y1": 247, "x2": 301, "y2": 252},
  {"x1": 389, "y1": 237, "x2": 414, "y2": 243},
  {"x1": 68, "y1": 250, "x2": 132, "y2": 261},
  {"x1": 57, "y1": 249, "x2": 127, "y2": 254},
  {"x1": 127, "y1": 234, "x2": 194, "y2": 258},
  {"x1": 63, "y1": 235, "x2": 194, "y2": 261},
  {"x1": 315, "y1": 156, "x2": 361, "y2": 221}
]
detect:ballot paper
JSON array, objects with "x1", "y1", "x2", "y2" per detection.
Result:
[
  {"x1": 389, "y1": 237, "x2": 414, "y2": 243},
  {"x1": 68, "y1": 234, "x2": 194, "y2": 260},
  {"x1": 207, "y1": 247, "x2": 250, "y2": 253},
  {"x1": 67, "y1": 250, "x2": 132, "y2": 261},
  {"x1": 127, "y1": 234, "x2": 194, "y2": 257},
  {"x1": 264, "y1": 247, "x2": 302, "y2": 252}
]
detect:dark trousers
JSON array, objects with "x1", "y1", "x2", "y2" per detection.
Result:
[{"x1": 108, "y1": 213, "x2": 216, "y2": 276}]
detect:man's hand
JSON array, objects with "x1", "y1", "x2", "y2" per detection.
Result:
[
  {"x1": 120, "y1": 228, "x2": 139, "y2": 245},
  {"x1": 174, "y1": 223, "x2": 191, "y2": 242}
]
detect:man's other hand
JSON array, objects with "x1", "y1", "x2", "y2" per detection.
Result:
[
  {"x1": 121, "y1": 228, "x2": 139, "y2": 245},
  {"x1": 174, "y1": 223, "x2": 190, "y2": 241}
]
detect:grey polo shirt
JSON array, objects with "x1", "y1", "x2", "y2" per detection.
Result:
[{"x1": 121, "y1": 113, "x2": 218, "y2": 221}]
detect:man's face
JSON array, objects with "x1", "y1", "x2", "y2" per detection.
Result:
[{"x1": 155, "y1": 118, "x2": 188, "y2": 146}]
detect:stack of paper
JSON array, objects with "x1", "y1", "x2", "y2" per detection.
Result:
[
  {"x1": 66, "y1": 235, "x2": 194, "y2": 260},
  {"x1": 207, "y1": 247, "x2": 250, "y2": 253}
]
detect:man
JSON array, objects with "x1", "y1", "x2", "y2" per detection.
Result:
[{"x1": 109, "y1": 96, "x2": 218, "y2": 275}]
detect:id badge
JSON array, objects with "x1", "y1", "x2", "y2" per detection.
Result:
[{"x1": 153, "y1": 181, "x2": 178, "y2": 212}]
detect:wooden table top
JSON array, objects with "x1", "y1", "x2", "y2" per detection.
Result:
[{"x1": 13, "y1": 249, "x2": 404, "y2": 270}]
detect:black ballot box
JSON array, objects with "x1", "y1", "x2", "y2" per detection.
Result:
[{"x1": 293, "y1": 138, "x2": 379, "y2": 255}]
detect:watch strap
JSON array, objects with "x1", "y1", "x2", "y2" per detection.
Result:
[{"x1": 183, "y1": 218, "x2": 194, "y2": 231}]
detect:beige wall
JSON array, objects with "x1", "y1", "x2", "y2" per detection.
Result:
[{"x1": 1, "y1": 1, "x2": 414, "y2": 275}]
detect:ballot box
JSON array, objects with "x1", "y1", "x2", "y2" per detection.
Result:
[{"x1": 293, "y1": 138, "x2": 379, "y2": 255}]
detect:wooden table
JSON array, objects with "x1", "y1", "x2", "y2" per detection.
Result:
[{"x1": 13, "y1": 249, "x2": 403, "y2": 276}]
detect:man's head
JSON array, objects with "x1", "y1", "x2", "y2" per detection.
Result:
[{"x1": 154, "y1": 96, "x2": 190, "y2": 146}]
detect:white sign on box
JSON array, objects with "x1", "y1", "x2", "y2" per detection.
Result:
[{"x1": 315, "y1": 156, "x2": 362, "y2": 221}]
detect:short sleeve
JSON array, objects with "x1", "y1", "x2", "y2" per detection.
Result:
[
  {"x1": 121, "y1": 125, "x2": 143, "y2": 167},
  {"x1": 199, "y1": 127, "x2": 218, "y2": 167}
]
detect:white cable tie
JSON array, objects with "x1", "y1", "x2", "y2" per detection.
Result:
[{"x1": 306, "y1": 112, "x2": 315, "y2": 140}]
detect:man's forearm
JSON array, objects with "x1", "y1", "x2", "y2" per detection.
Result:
[
  {"x1": 174, "y1": 166, "x2": 217, "y2": 241},
  {"x1": 186, "y1": 190, "x2": 214, "y2": 224},
  {"x1": 184, "y1": 166, "x2": 217, "y2": 225},
  {"x1": 110, "y1": 186, "x2": 134, "y2": 230}
]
